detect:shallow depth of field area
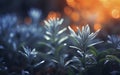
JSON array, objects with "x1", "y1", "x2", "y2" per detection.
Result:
[{"x1": 0, "y1": 0, "x2": 120, "y2": 75}]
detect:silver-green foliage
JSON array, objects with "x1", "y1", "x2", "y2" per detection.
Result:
[
  {"x1": 19, "y1": 47, "x2": 38, "y2": 62},
  {"x1": 107, "y1": 35, "x2": 120, "y2": 49},
  {"x1": 43, "y1": 18, "x2": 68, "y2": 55},
  {"x1": 44, "y1": 18, "x2": 68, "y2": 45},
  {"x1": 19, "y1": 47, "x2": 45, "y2": 69},
  {"x1": 68, "y1": 24, "x2": 103, "y2": 70},
  {"x1": 39, "y1": 18, "x2": 79, "y2": 74}
]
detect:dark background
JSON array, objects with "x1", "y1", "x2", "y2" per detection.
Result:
[{"x1": 0, "y1": 0, "x2": 66, "y2": 18}]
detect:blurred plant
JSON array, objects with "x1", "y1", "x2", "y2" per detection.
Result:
[
  {"x1": 0, "y1": 14, "x2": 44, "y2": 51},
  {"x1": 0, "y1": 14, "x2": 17, "y2": 38},
  {"x1": 107, "y1": 35, "x2": 120, "y2": 49},
  {"x1": 15, "y1": 25, "x2": 44, "y2": 47},
  {"x1": 104, "y1": 55, "x2": 120, "y2": 75},
  {"x1": 21, "y1": 70, "x2": 30, "y2": 75},
  {"x1": 0, "y1": 14, "x2": 17, "y2": 30},
  {"x1": 110, "y1": 70, "x2": 120, "y2": 75},
  {"x1": 0, "y1": 58, "x2": 8, "y2": 75},
  {"x1": 0, "y1": 14, "x2": 45, "y2": 75},
  {"x1": 88, "y1": 45, "x2": 120, "y2": 75},
  {"x1": 28, "y1": 8, "x2": 42, "y2": 25},
  {"x1": 19, "y1": 46, "x2": 45, "y2": 75},
  {"x1": 0, "y1": 14, "x2": 18, "y2": 51},
  {"x1": 68, "y1": 24, "x2": 103, "y2": 74},
  {"x1": 19, "y1": 47, "x2": 38, "y2": 63},
  {"x1": 104, "y1": 55, "x2": 120, "y2": 64},
  {"x1": 43, "y1": 18, "x2": 68, "y2": 55}
]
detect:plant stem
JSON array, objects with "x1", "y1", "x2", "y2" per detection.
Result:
[{"x1": 82, "y1": 47, "x2": 87, "y2": 75}]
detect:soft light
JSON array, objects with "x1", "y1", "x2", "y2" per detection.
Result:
[
  {"x1": 64, "y1": 6, "x2": 72, "y2": 16},
  {"x1": 66, "y1": 0, "x2": 74, "y2": 3},
  {"x1": 47, "y1": 11, "x2": 61, "y2": 19},
  {"x1": 70, "y1": 11, "x2": 80, "y2": 22},
  {"x1": 24, "y1": 17, "x2": 32, "y2": 25},
  {"x1": 70, "y1": 25, "x2": 78, "y2": 32},
  {"x1": 65, "y1": 0, "x2": 120, "y2": 25},
  {"x1": 66, "y1": 0, "x2": 76, "y2": 8},
  {"x1": 94, "y1": 23, "x2": 102, "y2": 31},
  {"x1": 112, "y1": 9, "x2": 120, "y2": 19}
]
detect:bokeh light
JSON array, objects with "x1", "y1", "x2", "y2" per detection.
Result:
[
  {"x1": 65, "y1": 0, "x2": 120, "y2": 31},
  {"x1": 24, "y1": 17, "x2": 32, "y2": 25},
  {"x1": 64, "y1": 6, "x2": 72, "y2": 16},
  {"x1": 112, "y1": 9, "x2": 120, "y2": 19},
  {"x1": 47, "y1": 11, "x2": 61, "y2": 19},
  {"x1": 70, "y1": 11, "x2": 80, "y2": 22},
  {"x1": 94, "y1": 23, "x2": 102, "y2": 31}
]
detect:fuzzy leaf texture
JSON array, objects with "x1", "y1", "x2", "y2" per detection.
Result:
[
  {"x1": 68, "y1": 24, "x2": 103, "y2": 50},
  {"x1": 44, "y1": 17, "x2": 68, "y2": 45}
]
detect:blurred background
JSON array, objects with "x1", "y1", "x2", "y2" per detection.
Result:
[
  {"x1": 0, "y1": 1, "x2": 120, "y2": 75},
  {"x1": 0, "y1": 0, "x2": 120, "y2": 37}
]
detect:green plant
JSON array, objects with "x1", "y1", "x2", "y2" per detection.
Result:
[
  {"x1": 68, "y1": 24, "x2": 103, "y2": 74},
  {"x1": 38, "y1": 17, "x2": 83, "y2": 75}
]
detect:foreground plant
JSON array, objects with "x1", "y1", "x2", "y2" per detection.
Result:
[
  {"x1": 68, "y1": 24, "x2": 103, "y2": 74},
  {"x1": 43, "y1": 17, "x2": 68, "y2": 55},
  {"x1": 38, "y1": 17, "x2": 78, "y2": 74}
]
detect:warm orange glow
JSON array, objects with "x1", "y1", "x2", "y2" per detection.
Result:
[
  {"x1": 24, "y1": 17, "x2": 32, "y2": 25},
  {"x1": 66, "y1": 0, "x2": 74, "y2": 3},
  {"x1": 66, "y1": 0, "x2": 76, "y2": 8},
  {"x1": 94, "y1": 23, "x2": 102, "y2": 31},
  {"x1": 100, "y1": 0, "x2": 120, "y2": 8},
  {"x1": 99, "y1": 0, "x2": 120, "y2": 19},
  {"x1": 100, "y1": 0, "x2": 110, "y2": 8},
  {"x1": 95, "y1": 12, "x2": 105, "y2": 23},
  {"x1": 65, "y1": 0, "x2": 120, "y2": 26},
  {"x1": 64, "y1": 6, "x2": 72, "y2": 16},
  {"x1": 47, "y1": 11, "x2": 61, "y2": 19},
  {"x1": 65, "y1": 0, "x2": 106, "y2": 24},
  {"x1": 112, "y1": 9, "x2": 120, "y2": 19},
  {"x1": 70, "y1": 11, "x2": 80, "y2": 22},
  {"x1": 70, "y1": 25, "x2": 78, "y2": 32}
]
